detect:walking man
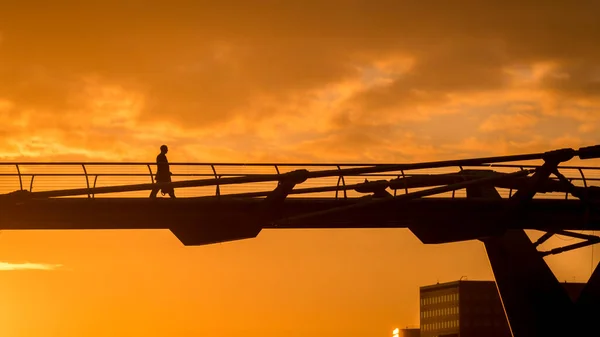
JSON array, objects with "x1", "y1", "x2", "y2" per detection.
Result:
[{"x1": 150, "y1": 144, "x2": 176, "y2": 198}]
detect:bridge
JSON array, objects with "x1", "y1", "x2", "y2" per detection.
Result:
[{"x1": 2, "y1": 145, "x2": 600, "y2": 336}]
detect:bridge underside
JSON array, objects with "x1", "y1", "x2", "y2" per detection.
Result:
[
  {"x1": 1, "y1": 197, "x2": 598, "y2": 231},
  {"x1": 0, "y1": 197, "x2": 599, "y2": 245}
]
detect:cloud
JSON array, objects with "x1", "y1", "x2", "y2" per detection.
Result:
[
  {"x1": 0, "y1": 261, "x2": 62, "y2": 271},
  {"x1": 479, "y1": 112, "x2": 539, "y2": 133},
  {"x1": 0, "y1": 1, "x2": 599, "y2": 164}
]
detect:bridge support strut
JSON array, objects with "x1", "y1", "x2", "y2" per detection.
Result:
[{"x1": 470, "y1": 155, "x2": 600, "y2": 336}]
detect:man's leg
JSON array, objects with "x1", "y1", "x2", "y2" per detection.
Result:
[
  {"x1": 164, "y1": 176, "x2": 175, "y2": 198},
  {"x1": 149, "y1": 187, "x2": 159, "y2": 198},
  {"x1": 167, "y1": 187, "x2": 176, "y2": 198}
]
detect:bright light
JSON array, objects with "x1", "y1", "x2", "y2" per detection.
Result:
[{"x1": 392, "y1": 327, "x2": 399, "y2": 337}]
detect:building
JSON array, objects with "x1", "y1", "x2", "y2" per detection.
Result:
[
  {"x1": 419, "y1": 280, "x2": 585, "y2": 337},
  {"x1": 399, "y1": 328, "x2": 420, "y2": 337},
  {"x1": 393, "y1": 327, "x2": 420, "y2": 337}
]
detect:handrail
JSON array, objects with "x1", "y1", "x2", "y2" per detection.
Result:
[
  {"x1": 0, "y1": 144, "x2": 598, "y2": 199},
  {"x1": 3, "y1": 161, "x2": 600, "y2": 168},
  {"x1": 0, "y1": 167, "x2": 599, "y2": 196}
]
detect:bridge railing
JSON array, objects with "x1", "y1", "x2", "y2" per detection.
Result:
[{"x1": 0, "y1": 162, "x2": 598, "y2": 199}]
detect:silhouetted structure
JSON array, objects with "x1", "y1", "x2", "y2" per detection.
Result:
[
  {"x1": 150, "y1": 144, "x2": 176, "y2": 198},
  {"x1": 420, "y1": 280, "x2": 585, "y2": 337},
  {"x1": 2, "y1": 145, "x2": 600, "y2": 337}
]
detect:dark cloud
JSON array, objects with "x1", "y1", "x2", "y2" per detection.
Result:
[
  {"x1": 0, "y1": 0, "x2": 599, "y2": 160},
  {"x1": 539, "y1": 61, "x2": 600, "y2": 98}
]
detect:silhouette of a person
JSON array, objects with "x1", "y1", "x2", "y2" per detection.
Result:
[{"x1": 150, "y1": 145, "x2": 176, "y2": 198}]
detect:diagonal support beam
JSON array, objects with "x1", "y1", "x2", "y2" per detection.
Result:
[
  {"x1": 275, "y1": 169, "x2": 534, "y2": 226},
  {"x1": 574, "y1": 261, "x2": 600, "y2": 334},
  {"x1": 533, "y1": 231, "x2": 555, "y2": 247},
  {"x1": 482, "y1": 230, "x2": 575, "y2": 337}
]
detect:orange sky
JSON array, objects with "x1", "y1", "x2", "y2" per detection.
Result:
[{"x1": 1, "y1": 1, "x2": 600, "y2": 336}]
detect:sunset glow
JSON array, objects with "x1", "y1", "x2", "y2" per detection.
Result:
[{"x1": 1, "y1": 1, "x2": 599, "y2": 337}]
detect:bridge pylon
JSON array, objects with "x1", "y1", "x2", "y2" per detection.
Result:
[{"x1": 469, "y1": 153, "x2": 600, "y2": 336}]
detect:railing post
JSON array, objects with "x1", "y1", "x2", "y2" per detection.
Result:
[
  {"x1": 82, "y1": 164, "x2": 91, "y2": 198},
  {"x1": 394, "y1": 175, "x2": 400, "y2": 197},
  {"x1": 400, "y1": 170, "x2": 408, "y2": 195},
  {"x1": 509, "y1": 166, "x2": 526, "y2": 199},
  {"x1": 578, "y1": 168, "x2": 588, "y2": 188},
  {"x1": 146, "y1": 164, "x2": 155, "y2": 184},
  {"x1": 211, "y1": 165, "x2": 220, "y2": 196},
  {"x1": 29, "y1": 175, "x2": 35, "y2": 192},
  {"x1": 15, "y1": 164, "x2": 23, "y2": 190},
  {"x1": 453, "y1": 166, "x2": 465, "y2": 198},
  {"x1": 566, "y1": 178, "x2": 573, "y2": 200},
  {"x1": 336, "y1": 165, "x2": 347, "y2": 200}
]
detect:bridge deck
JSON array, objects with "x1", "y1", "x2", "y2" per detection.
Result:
[
  {"x1": 2, "y1": 146, "x2": 600, "y2": 245},
  {"x1": 1, "y1": 197, "x2": 597, "y2": 231}
]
